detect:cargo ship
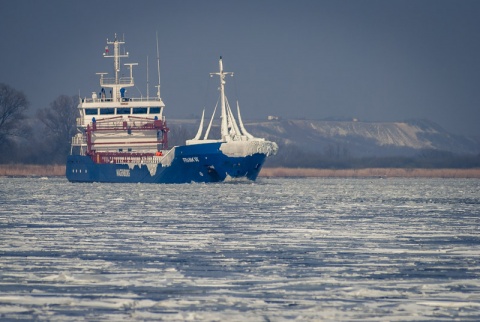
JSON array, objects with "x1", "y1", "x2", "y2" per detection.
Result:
[{"x1": 66, "y1": 35, "x2": 278, "y2": 183}]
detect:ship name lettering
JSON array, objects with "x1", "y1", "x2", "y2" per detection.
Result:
[
  {"x1": 116, "y1": 169, "x2": 130, "y2": 177},
  {"x1": 182, "y1": 157, "x2": 199, "y2": 163}
]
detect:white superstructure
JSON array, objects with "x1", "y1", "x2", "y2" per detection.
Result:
[{"x1": 71, "y1": 34, "x2": 169, "y2": 157}]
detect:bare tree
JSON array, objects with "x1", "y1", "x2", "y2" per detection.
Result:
[
  {"x1": 0, "y1": 83, "x2": 29, "y2": 146},
  {"x1": 36, "y1": 95, "x2": 79, "y2": 163}
]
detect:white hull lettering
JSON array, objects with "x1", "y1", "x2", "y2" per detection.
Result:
[
  {"x1": 116, "y1": 169, "x2": 131, "y2": 177},
  {"x1": 182, "y1": 157, "x2": 199, "y2": 163}
]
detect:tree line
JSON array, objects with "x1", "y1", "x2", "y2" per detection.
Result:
[
  {"x1": 0, "y1": 83, "x2": 78, "y2": 164},
  {"x1": 1, "y1": 82, "x2": 479, "y2": 168}
]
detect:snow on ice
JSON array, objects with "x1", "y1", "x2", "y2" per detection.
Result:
[{"x1": 0, "y1": 177, "x2": 479, "y2": 321}]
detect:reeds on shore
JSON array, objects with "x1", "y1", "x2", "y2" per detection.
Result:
[
  {"x1": 259, "y1": 167, "x2": 480, "y2": 178},
  {"x1": 0, "y1": 164, "x2": 66, "y2": 177},
  {"x1": 1, "y1": 164, "x2": 479, "y2": 178}
]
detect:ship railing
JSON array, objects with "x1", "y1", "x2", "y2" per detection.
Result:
[
  {"x1": 100, "y1": 77, "x2": 133, "y2": 86},
  {"x1": 124, "y1": 97, "x2": 164, "y2": 102},
  {"x1": 81, "y1": 96, "x2": 163, "y2": 103},
  {"x1": 103, "y1": 155, "x2": 165, "y2": 164},
  {"x1": 81, "y1": 97, "x2": 115, "y2": 103},
  {"x1": 77, "y1": 116, "x2": 160, "y2": 128},
  {"x1": 159, "y1": 147, "x2": 175, "y2": 165},
  {"x1": 71, "y1": 135, "x2": 86, "y2": 145}
]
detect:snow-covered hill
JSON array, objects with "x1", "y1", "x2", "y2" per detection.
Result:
[
  {"x1": 170, "y1": 118, "x2": 479, "y2": 157},
  {"x1": 244, "y1": 119, "x2": 480, "y2": 157}
]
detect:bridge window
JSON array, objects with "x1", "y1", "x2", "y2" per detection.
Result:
[
  {"x1": 117, "y1": 107, "x2": 131, "y2": 115},
  {"x1": 100, "y1": 108, "x2": 115, "y2": 115},
  {"x1": 150, "y1": 107, "x2": 161, "y2": 114},
  {"x1": 133, "y1": 107, "x2": 148, "y2": 114},
  {"x1": 85, "y1": 108, "x2": 98, "y2": 115}
]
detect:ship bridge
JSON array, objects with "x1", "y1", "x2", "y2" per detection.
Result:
[{"x1": 71, "y1": 34, "x2": 169, "y2": 157}]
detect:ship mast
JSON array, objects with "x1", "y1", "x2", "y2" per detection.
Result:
[
  {"x1": 211, "y1": 56, "x2": 233, "y2": 141},
  {"x1": 101, "y1": 34, "x2": 135, "y2": 102},
  {"x1": 104, "y1": 34, "x2": 128, "y2": 84},
  {"x1": 156, "y1": 31, "x2": 161, "y2": 100}
]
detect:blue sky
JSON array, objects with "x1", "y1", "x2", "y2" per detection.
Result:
[{"x1": 1, "y1": 0, "x2": 480, "y2": 136}]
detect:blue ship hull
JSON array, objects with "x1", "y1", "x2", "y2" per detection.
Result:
[{"x1": 66, "y1": 143, "x2": 267, "y2": 184}]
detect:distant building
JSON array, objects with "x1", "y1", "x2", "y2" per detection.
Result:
[{"x1": 268, "y1": 115, "x2": 280, "y2": 121}]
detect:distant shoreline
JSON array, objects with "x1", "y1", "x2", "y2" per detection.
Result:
[
  {"x1": 1, "y1": 164, "x2": 480, "y2": 178},
  {"x1": 259, "y1": 167, "x2": 480, "y2": 178},
  {"x1": 0, "y1": 164, "x2": 66, "y2": 177}
]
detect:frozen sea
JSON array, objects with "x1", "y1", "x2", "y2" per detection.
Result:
[{"x1": 0, "y1": 177, "x2": 479, "y2": 321}]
